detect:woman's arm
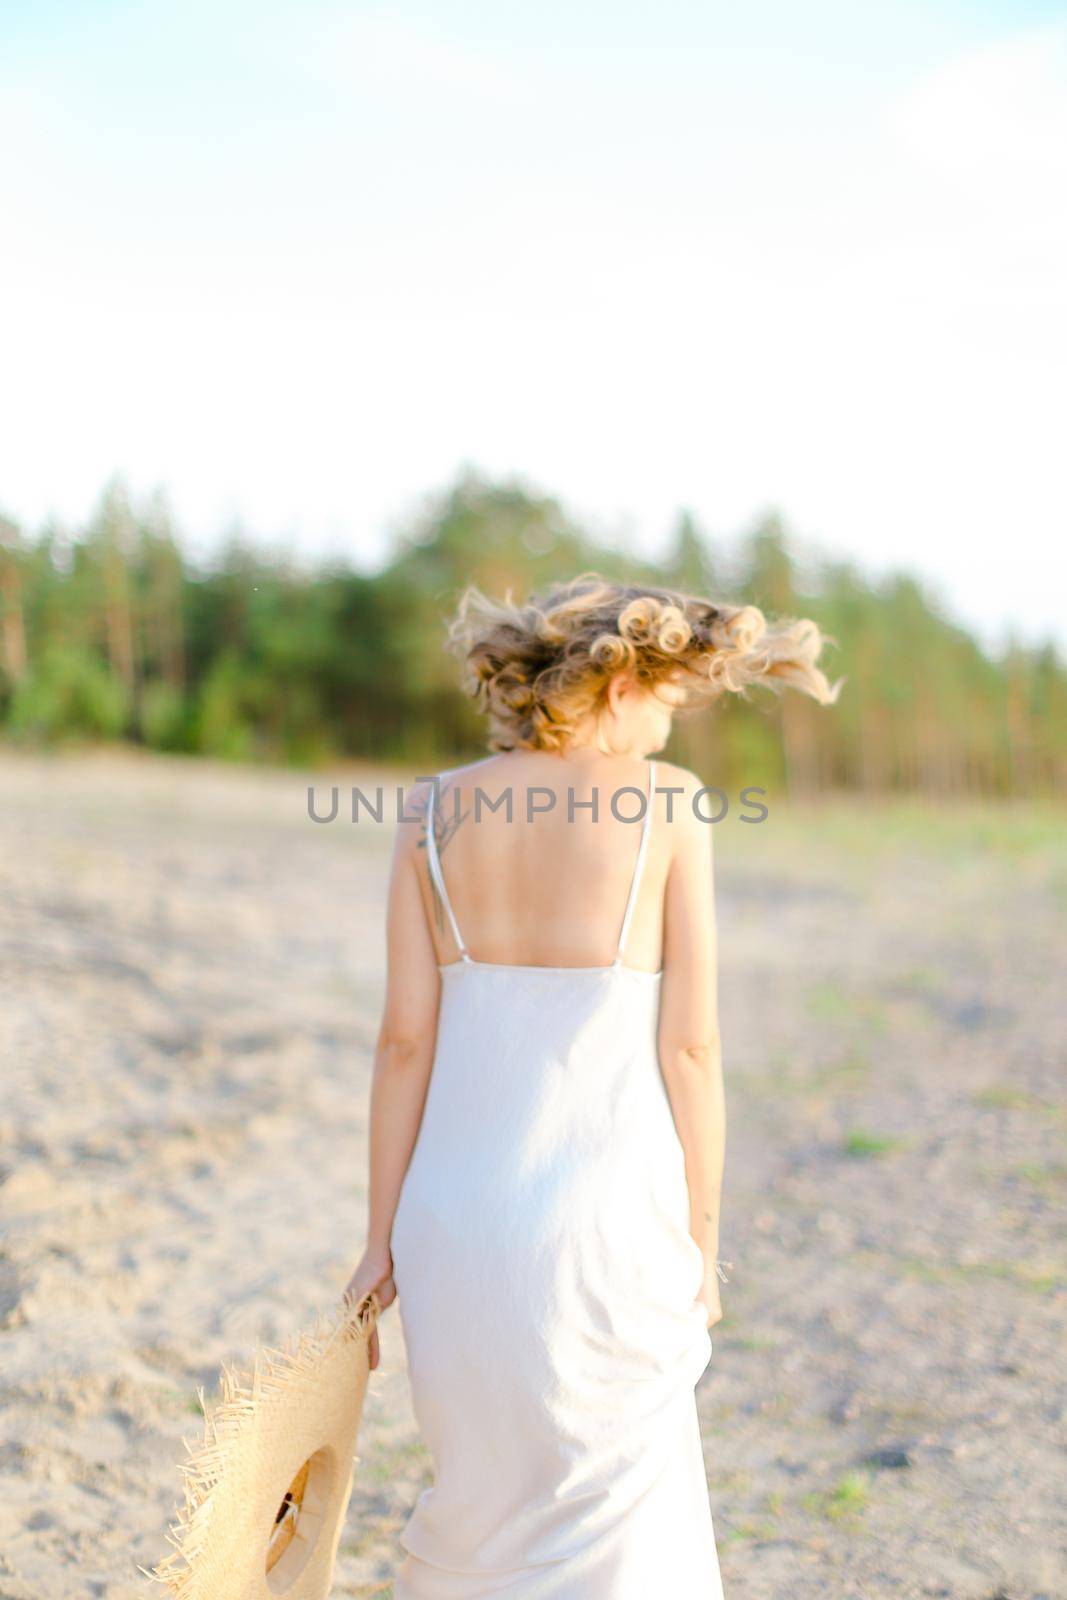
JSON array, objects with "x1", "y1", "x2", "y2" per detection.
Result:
[
  {"x1": 343, "y1": 782, "x2": 441, "y2": 1366},
  {"x1": 656, "y1": 766, "x2": 727, "y2": 1327}
]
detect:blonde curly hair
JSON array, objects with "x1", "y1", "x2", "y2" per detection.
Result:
[{"x1": 446, "y1": 571, "x2": 842, "y2": 753}]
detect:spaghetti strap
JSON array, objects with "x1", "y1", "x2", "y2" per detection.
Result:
[
  {"x1": 613, "y1": 760, "x2": 655, "y2": 966},
  {"x1": 425, "y1": 777, "x2": 470, "y2": 963}
]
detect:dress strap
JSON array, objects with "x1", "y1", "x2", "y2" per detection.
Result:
[
  {"x1": 613, "y1": 760, "x2": 655, "y2": 967},
  {"x1": 425, "y1": 777, "x2": 470, "y2": 963}
]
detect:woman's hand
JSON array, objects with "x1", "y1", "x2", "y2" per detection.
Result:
[
  {"x1": 697, "y1": 1259, "x2": 724, "y2": 1329},
  {"x1": 342, "y1": 1245, "x2": 396, "y2": 1371}
]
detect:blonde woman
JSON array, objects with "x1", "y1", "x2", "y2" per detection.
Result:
[{"x1": 345, "y1": 574, "x2": 839, "y2": 1599}]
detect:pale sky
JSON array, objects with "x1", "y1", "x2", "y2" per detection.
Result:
[{"x1": 1, "y1": 1, "x2": 1065, "y2": 652}]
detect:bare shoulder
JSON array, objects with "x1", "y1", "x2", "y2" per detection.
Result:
[
  {"x1": 419, "y1": 753, "x2": 509, "y2": 803},
  {"x1": 399, "y1": 755, "x2": 504, "y2": 859},
  {"x1": 652, "y1": 760, "x2": 716, "y2": 857},
  {"x1": 441, "y1": 753, "x2": 505, "y2": 784},
  {"x1": 653, "y1": 760, "x2": 709, "y2": 814}
]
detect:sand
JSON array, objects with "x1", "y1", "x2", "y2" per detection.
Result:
[{"x1": 1, "y1": 749, "x2": 1064, "y2": 1599}]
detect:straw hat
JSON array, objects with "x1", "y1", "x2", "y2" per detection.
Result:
[{"x1": 142, "y1": 1288, "x2": 381, "y2": 1599}]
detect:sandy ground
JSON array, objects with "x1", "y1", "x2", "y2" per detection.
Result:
[{"x1": 1, "y1": 749, "x2": 1065, "y2": 1600}]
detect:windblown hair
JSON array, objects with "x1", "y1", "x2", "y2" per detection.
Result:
[{"x1": 446, "y1": 571, "x2": 842, "y2": 753}]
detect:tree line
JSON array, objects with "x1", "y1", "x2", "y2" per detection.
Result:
[{"x1": 1, "y1": 470, "x2": 1063, "y2": 798}]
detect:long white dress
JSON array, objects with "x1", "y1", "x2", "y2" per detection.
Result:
[{"x1": 390, "y1": 760, "x2": 724, "y2": 1599}]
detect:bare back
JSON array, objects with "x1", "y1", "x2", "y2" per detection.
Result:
[{"x1": 416, "y1": 750, "x2": 680, "y2": 973}]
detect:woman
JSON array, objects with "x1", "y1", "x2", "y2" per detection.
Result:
[{"x1": 345, "y1": 574, "x2": 839, "y2": 1598}]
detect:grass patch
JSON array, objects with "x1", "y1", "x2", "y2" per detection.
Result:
[
  {"x1": 843, "y1": 1128, "x2": 903, "y2": 1158},
  {"x1": 835, "y1": 1048, "x2": 870, "y2": 1081},
  {"x1": 802, "y1": 1471, "x2": 870, "y2": 1522},
  {"x1": 898, "y1": 1255, "x2": 1063, "y2": 1293},
  {"x1": 778, "y1": 798, "x2": 1067, "y2": 866},
  {"x1": 1014, "y1": 1161, "x2": 1067, "y2": 1192},
  {"x1": 807, "y1": 982, "x2": 853, "y2": 1021},
  {"x1": 806, "y1": 983, "x2": 888, "y2": 1034},
  {"x1": 719, "y1": 1518, "x2": 780, "y2": 1546},
  {"x1": 826, "y1": 1472, "x2": 871, "y2": 1519},
  {"x1": 812, "y1": 1050, "x2": 870, "y2": 1092},
  {"x1": 845, "y1": 1244, "x2": 1063, "y2": 1295},
  {"x1": 891, "y1": 966, "x2": 942, "y2": 994},
  {"x1": 746, "y1": 1048, "x2": 870, "y2": 1100},
  {"x1": 734, "y1": 1333, "x2": 780, "y2": 1352},
  {"x1": 973, "y1": 1085, "x2": 1061, "y2": 1115}
]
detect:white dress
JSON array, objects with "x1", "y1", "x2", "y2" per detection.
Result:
[{"x1": 390, "y1": 760, "x2": 724, "y2": 1599}]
